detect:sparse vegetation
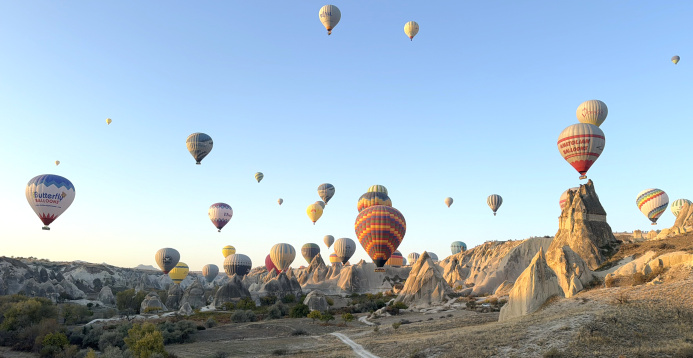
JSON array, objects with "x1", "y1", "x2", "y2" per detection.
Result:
[
  {"x1": 392, "y1": 322, "x2": 401, "y2": 330},
  {"x1": 289, "y1": 303, "x2": 310, "y2": 318},
  {"x1": 307, "y1": 310, "x2": 322, "y2": 323},
  {"x1": 341, "y1": 313, "x2": 354, "y2": 324},
  {"x1": 543, "y1": 347, "x2": 565, "y2": 358}
]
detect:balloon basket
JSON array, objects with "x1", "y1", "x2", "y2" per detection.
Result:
[
  {"x1": 196, "y1": 162, "x2": 201, "y2": 165},
  {"x1": 374, "y1": 268, "x2": 385, "y2": 273},
  {"x1": 652, "y1": 223, "x2": 657, "y2": 226},
  {"x1": 42, "y1": 226, "x2": 50, "y2": 231},
  {"x1": 493, "y1": 213, "x2": 496, "y2": 216},
  {"x1": 579, "y1": 175, "x2": 587, "y2": 180}
]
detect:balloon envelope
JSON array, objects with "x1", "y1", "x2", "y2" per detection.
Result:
[
  {"x1": 404, "y1": 21, "x2": 419, "y2": 40},
  {"x1": 202, "y1": 264, "x2": 219, "y2": 283},
  {"x1": 334, "y1": 238, "x2": 356, "y2": 264},
  {"x1": 317, "y1": 183, "x2": 335, "y2": 204},
  {"x1": 428, "y1": 252, "x2": 439, "y2": 261},
  {"x1": 357, "y1": 192, "x2": 392, "y2": 213},
  {"x1": 301, "y1": 243, "x2": 320, "y2": 264},
  {"x1": 155, "y1": 248, "x2": 180, "y2": 274},
  {"x1": 255, "y1": 172, "x2": 264, "y2": 183},
  {"x1": 636, "y1": 189, "x2": 669, "y2": 225},
  {"x1": 450, "y1": 241, "x2": 467, "y2": 255},
  {"x1": 307, "y1": 203, "x2": 324, "y2": 224},
  {"x1": 278, "y1": 198, "x2": 283, "y2": 205},
  {"x1": 355, "y1": 205, "x2": 406, "y2": 267},
  {"x1": 576, "y1": 100, "x2": 608, "y2": 127},
  {"x1": 385, "y1": 250, "x2": 404, "y2": 267},
  {"x1": 224, "y1": 254, "x2": 252, "y2": 277},
  {"x1": 186, "y1": 132, "x2": 213, "y2": 164},
  {"x1": 672, "y1": 56, "x2": 680, "y2": 65},
  {"x1": 367, "y1": 185, "x2": 388, "y2": 196},
  {"x1": 324, "y1": 235, "x2": 335, "y2": 248},
  {"x1": 557, "y1": 123, "x2": 605, "y2": 180},
  {"x1": 407, "y1": 252, "x2": 420, "y2": 266},
  {"x1": 329, "y1": 252, "x2": 340, "y2": 265},
  {"x1": 444, "y1": 197, "x2": 453, "y2": 208},
  {"x1": 222, "y1": 245, "x2": 236, "y2": 258},
  {"x1": 26, "y1": 174, "x2": 76, "y2": 230},
  {"x1": 487, "y1": 194, "x2": 503, "y2": 216},
  {"x1": 209, "y1": 203, "x2": 233, "y2": 232},
  {"x1": 319, "y1": 5, "x2": 341, "y2": 35},
  {"x1": 270, "y1": 243, "x2": 296, "y2": 272},
  {"x1": 55, "y1": 160, "x2": 60, "y2": 166},
  {"x1": 106, "y1": 118, "x2": 112, "y2": 125},
  {"x1": 315, "y1": 201, "x2": 326, "y2": 209},
  {"x1": 169, "y1": 262, "x2": 189, "y2": 285},
  {"x1": 560, "y1": 187, "x2": 580, "y2": 211},
  {"x1": 671, "y1": 199, "x2": 692, "y2": 217},
  {"x1": 265, "y1": 254, "x2": 280, "y2": 273}
]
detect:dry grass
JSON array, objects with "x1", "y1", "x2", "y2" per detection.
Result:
[{"x1": 598, "y1": 233, "x2": 693, "y2": 271}]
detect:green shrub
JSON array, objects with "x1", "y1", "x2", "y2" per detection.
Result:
[
  {"x1": 124, "y1": 322, "x2": 166, "y2": 358},
  {"x1": 281, "y1": 294, "x2": 295, "y2": 304},
  {"x1": 325, "y1": 297, "x2": 334, "y2": 306},
  {"x1": 222, "y1": 302, "x2": 235, "y2": 311},
  {"x1": 392, "y1": 322, "x2": 401, "y2": 330},
  {"x1": 272, "y1": 302, "x2": 289, "y2": 316},
  {"x1": 205, "y1": 317, "x2": 217, "y2": 328},
  {"x1": 289, "y1": 303, "x2": 310, "y2": 318},
  {"x1": 341, "y1": 313, "x2": 354, "y2": 324},
  {"x1": 260, "y1": 295, "x2": 278, "y2": 306},
  {"x1": 158, "y1": 320, "x2": 197, "y2": 344},
  {"x1": 267, "y1": 306, "x2": 282, "y2": 320},
  {"x1": 98, "y1": 331, "x2": 125, "y2": 351},
  {"x1": 39, "y1": 332, "x2": 69, "y2": 357},
  {"x1": 319, "y1": 313, "x2": 334, "y2": 324},
  {"x1": 307, "y1": 311, "x2": 322, "y2": 323},
  {"x1": 236, "y1": 297, "x2": 256, "y2": 310},
  {"x1": 391, "y1": 301, "x2": 408, "y2": 310},
  {"x1": 0, "y1": 297, "x2": 57, "y2": 331},
  {"x1": 231, "y1": 310, "x2": 256, "y2": 323},
  {"x1": 291, "y1": 329, "x2": 308, "y2": 336},
  {"x1": 543, "y1": 347, "x2": 565, "y2": 358},
  {"x1": 115, "y1": 289, "x2": 147, "y2": 314},
  {"x1": 466, "y1": 300, "x2": 477, "y2": 310}
]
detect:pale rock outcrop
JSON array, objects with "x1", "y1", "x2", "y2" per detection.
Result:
[
  {"x1": 303, "y1": 290, "x2": 328, "y2": 312},
  {"x1": 494, "y1": 280, "x2": 514, "y2": 297},
  {"x1": 633, "y1": 230, "x2": 643, "y2": 240},
  {"x1": 97, "y1": 286, "x2": 116, "y2": 306},
  {"x1": 178, "y1": 302, "x2": 193, "y2": 316},
  {"x1": 212, "y1": 275, "x2": 251, "y2": 307},
  {"x1": 251, "y1": 272, "x2": 302, "y2": 300},
  {"x1": 395, "y1": 252, "x2": 452, "y2": 307},
  {"x1": 443, "y1": 258, "x2": 465, "y2": 288},
  {"x1": 663, "y1": 203, "x2": 693, "y2": 239},
  {"x1": 263, "y1": 269, "x2": 278, "y2": 283},
  {"x1": 140, "y1": 292, "x2": 167, "y2": 313},
  {"x1": 499, "y1": 249, "x2": 564, "y2": 322},
  {"x1": 546, "y1": 245, "x2": 593, "y2": 298},
  {"x1": 610, "y1": 251, "x2": 658, "y2": 277},
  {"x1": 647, "y1": 231, "x2": 658, "y2": 240},
  {"x1": 180, "y1": 280, "x2": 206, "y2": 309},
  {"x1": 165, "y1": 284, "x2": 184, "y2": 310}
]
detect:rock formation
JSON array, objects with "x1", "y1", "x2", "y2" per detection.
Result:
[
  {"x1": 250, "y1": 272, "x2": 302, "y2": 300},
  {"x1": 98, "y1": 286, "x2": 115, "y2": 306},
  {"x1": 499, "y1": 249, "x2": 564, "y2": 322},
  {"x1": 303, "y1": 290, "x2": 328, "y2": 312},
  {"x1": 180, "y1": 280, "x2": 206, "y2": 309},
  {"x1": 395, "y1": 252, "x2": 452, "y2": 307},
  {"x1": 178, "y1": 302, "x2": 193, "y2": 316},
  {"x1": 140, "y1": 291, "x2": 167, "y2": 313},
  {"x1": 657, "y1": 203, "x2": 693, "y2": 240},
  {"x1": 165, "y1": 284, "x2": 184, "y2": 310},
  {"x1": 212, "y1": 275, "x2": 251, "y2": 307}
]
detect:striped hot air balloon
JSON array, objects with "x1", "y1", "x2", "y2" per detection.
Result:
[
  {"x1": 209, "y1": 203, "x2": 233, "y2": 232},
  {"x1": 671, "y1": 199, "x2": 692, "y2": 217},
  {"x1": 407, "y1": 252, "x2": 420, "y2": 266},
  {"x1": 357, "y1": 192, "x2": 392, "y2": 213},
  {"x1": 301, "y1": 243, "x2": 321, "y2": 264},
  {"x1": 25, "y1": 174, "x2": 76, "y2": 230},
  {"x1": 636, "y1": 189, "x2": 669, "y2": 225},
  {"x1": 334, "y1": 238, "x2": 356, "y2": 264},
  {"x1": 270, "y1": 243, "x2": 296, "y2": 272},
  {"x1": 487, "y1": 194, "x2": 503, "y2": 216},
  {"x1": 329, "y1": 252, "x2": 341, "y2": 265},
  {"x1": 559, "y1": 187, "x2": 580, "y2": 211},
  {"x1": 202, "y1": 264, "x2": 219, "y2": 283},
  {"x1": 557, "y1": 123, "x2": 605, "y2": 180},
  {"x1": 576, "y1": 100, "x2": 608, "y2": 127},
  {"x1": 255, "y1": 172, "x2": 264, "y2": 183},
  {"x1": 450, "y1": 241, "x2": 467, "y2": 255},
  {"x1": 224, "y1": 254, "x2": 252, "y2": 277},
  {"x1": 355, "y1": 205, "x2": 406, "y2": 268},
  {"x1": 317, "y1": 184, "x2": 335, "y2": 204},
  {"x1": 367, "y1": 185, "x2": 388, "y2": 196},
  {"x1": 265, "y1": 254, "x2": 280, "y2": 273},
  {"x1": 169, "y1": 262, "x2": 189, "y2": 285},
  {"x1": 385, "y1": 250, "x2": 404, "y2": 267},
  {"x1": 319, "y1": 5, "x2": 341, "y2": 35},
  {"x1": 278, "y1": 198, "x2": 283, "y2": 205},
  {"x1": 155, "y1": 248, "x2": 180, "y2": 274},
  {"x1": 324, "y1": 235, "x2": 335, "y2": 249},
  {"x1": 186, "y1": 133, "x2": 213, "y2": 165},
  {"x1": 222, "y1": 245, "x2": 236, "y2": 258}
]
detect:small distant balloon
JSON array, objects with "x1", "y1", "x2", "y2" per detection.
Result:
[
  {"x1": 209, "y1": 203, "x2": 233, "y2": 232},
  {"x1": 186, "y1": 132, "x2": 213, "y2": 165},
  {"x1": 576, "y1": 100, "x2": 608, "y2": 127},
  {"x1": 55, "y1": 160, "x2": 60, "y2": 166},
  {"x1": 255, "y1": 172, "x2": 264, "y2": 183},
  {"x1": 487, "y1": 194, "x2": 503, "y2": 216},
  {"x1": 307, "y1": 203, "x2": 324, "y2": 225},
  {"x1": 319, "y1": 5, "x2": 341, "y2": 35},
  {"x1": 155, "y1": 248, "x2": 180, "y2": 274},
  {"x1": 329, "y1": 252, "x2": 340, "y2": 265},
  {"x1": 26, "y1": 174, "x2": 75, "y2": 230},
  {"x1": 169, "y1": 262, "x2": 189, "y2": 285},
  {"x1": 407, "y1": 252, "x2": 420, "y2": 266},
  {"x1": 334, "y1": 238, "x2": 356, "y2": 264},
  {"x1": 367, "y1": 185, "x2": 388, "y2": 196},
  {"x1": 672, "y1": 56, "x2": 680, "y2": 65},
  {"x1": 317, "y1": 184, "x2": 335, "y2": 204},
  {"x1": 636, "y1": 189, "x2": 669, "y2": 225},
  {"x1": 444, "y1": 197, "x2": 453, "y2": 208},
  {"x1": 106, "y1": 118, "x2": 112, "y2": 125},
  {"x1": 404, "y1": 21, "x2": 419, "y2": 41},
  {"x1": 324, "y1": 235, "x2": 335, "y2": 249},
  {"x1": 222, "y1": 245, "x2": 236, "y2": 258},
  {"x1": 202, "y1": 264, "x2": 219, "y2": 283},
  {"x1": 278, "y1": 198, "x2": 284, "y2": 205}
]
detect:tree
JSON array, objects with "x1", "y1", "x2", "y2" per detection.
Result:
[
  {"x1": 116, "y1": 289, "x2": 147, "y2": 315},
  {"x1": 0, "y1": 297, "x2": 57, "y2": 331},
  {"x1": 124, "y1": 322, "x2": 166, "y2": 358},
  {"x1": 307, "y1": 310, "x2": 322, "y2": 323},
  {"x1": 289, "y1": 303, "x2": 309, "y2": 318},
  {"x1": 319, "y1": 313, "x2": 334, "y2": 324},
  {"x1": 341, "y1": 313, "x2": 354, "y2": 325}
]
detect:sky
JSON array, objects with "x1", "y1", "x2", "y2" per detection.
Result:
[{"x1": 1, "y1": 1, "x2": 691, "y2": 272}]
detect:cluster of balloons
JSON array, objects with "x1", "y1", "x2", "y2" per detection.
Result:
[
  {"x1": 557, "y1": 100, "x2": 607, "y2": 180},
  {"x1": 319, "y1": 5, "x2": 419, "y2": 41},
  {"x1": 306, "y1": 183, "x2": 334, "y2": 224}
]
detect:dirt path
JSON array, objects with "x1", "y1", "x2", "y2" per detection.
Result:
[{"x1": 331, "y1": 332, "x2": 379, "y2": 358}]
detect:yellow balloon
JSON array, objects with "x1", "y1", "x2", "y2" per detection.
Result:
[
  {"x1": 222, "y1": 245, "x2": 236, "y2": 258},
  {"x1": 306, "y1": 203, "x2": 324, "y2": 225},
  {"x1": 106, "y1": 118, "x2": 112, "y2": 125},
  {"x1": 404, "y1": 21, "x2": 419, "y2": 41},
  {"x1": 168, "y1": 262, "x2": 189, "y2": 284},
  {"x1": 55, "y1": 160, "x2": 60, "y2": 166}
]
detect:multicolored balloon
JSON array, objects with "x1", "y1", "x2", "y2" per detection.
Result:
[
  {"x1": 487, "y1": 194, "x2": 503, "y2": 216},
  {"x1": 557, "y1": 123, "x2": 605, "y2": 180},
  {"x1": 559, "y1": 187, "x2": 580, "y2": 211},
  {"x1": 334, "y1": 238, "x2": 356, "y2": 264},
  {"x1": 444, "y1": 197, "x2": 453, "y2": 208},
  {"x1": 404, "y1": 21, "x2": 419, "y2": 41},
  {"x1": 301, "y1": 243, "x2": 320, "y2": 264},
  {"x1": 329, "y1": 252, "x2": 340, "y2": 265},
  {"x1": 319, "y1": 5, "x2": 341, "y2": 35},
  {"x1": 155, "y1": 248, "x2": 180, "y2": 274},
  {"x1": 25, "y1": 174, "x2": 76, "y2": 230},
  {"x1": 317, "y1": 183, "x2": 335, "y2": 204},
  {"x1": 367, "y1": 185, "x2": 388, "y2": 196},
  {"x1": 255, "y1": 172, "x2": 264, "y2": 183},
  {"x1": 407, "y1": 252, "x2": 420, "y2": 266},
  {"x1": 450, "y1": 241, "x2": 467, "y2": 255},
  {"x1": 357, "y1": 192, "x2": 392, "y2": 213},
  {"x1": 324, "y1": 235, "x2": 335, "y2": 249},
  {"x1": 186, "y1": 132, "x2": 213, "y2": 165},
  {"x1": 385, "y1": 250, "x2": 404, "y2": 267},
  {"x1": 265, "y1": 254, "x2": 280, "y2": 273},
  {"x1": 209, "y1": 203, "x2": 233, "y2": 232},
  {"x1": 224, "y1": 254, "x2": 252, "y2": 277},
  {"x1": 270, "y1": 243, "x2": 296, "y2": 272},
  {"x1": 169, "y1": 262, "x2": 189, "y2": 285},
  {"x1": 202, "y1": 264, "x2": 219, "y2": 283},
  {"x1": 222, "y1": 245, "x2": 236, "y2": 258},
  {"x1": 672, "y1": 56, "x2": 680, "y2": 65},
  {"x1": 576, "y1": 100, "x2": 608, "y2": 127},
  {"x1": 671, "y1": 199, "x2": 692, "y2": 217},
  {"x1": 106, "y1": 118, "x2": 112, "y2": 125},
  {"x1": 278, "y1": 198, "x2": 283, "y2": 205},
  {"x1": 636, "y1": 189, "x2": 669, "y2": 225},
  {"x1": 307, "y1": 203, "x2": 324, "y2": 225},
  {"x1": 355, "y1": 205, "x2": 406, "y2": 267}
]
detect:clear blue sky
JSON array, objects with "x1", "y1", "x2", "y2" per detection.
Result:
[{"x1": 1, "y1": 1, "x2": 691, "y2": 271}]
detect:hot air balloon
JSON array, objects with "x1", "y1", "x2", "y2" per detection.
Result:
[
  {"x1": 186, "y1": 132, "x2": 213, "y2": 165},
  {"x1": 317, "y1": 183, "x2": 335, "y2": 204},
  {"x1": 559, "y1": 187, "x2": 580, "y2": 211},
  {"x1": 355, "y1": 205, "x2": 406, "y2": 270},
  {"x1": 209, "y1": 203, "x2": 233, "y2": 232},
  {"x1": 402, "y1": 257, "x2": 408, "y2": 266},
  {"x1": 329, "y1": 252, "x2": 340, "y2": 265},
  {"x1": 576, "y1": 100, "x2": 608, "y2": 127},
  {"x1": 106, "y1": 118, "x2": 112, "y2": 125},
  {"x1": 334, "y1": 238, "x2": 356, "y2": 264},
  {"x1": 25, "y1": 174, "x2": 76, "y2": 230},
  {"x1": 55, "y1": 160, "x2": 60, "y2": 166},
  {"x1": 557, "y1": 123, "x2": 605, "y2": 180},
  {"x1": 324, "y1": 235, "x2": 335, "y2": 248},
  {"x1": 169, "y1": 262, "x2": 189, "y2": 285},
  {"x1": 367, "y1": 185, "x2": 388, "y2": 196},
  {"x1": 428, "y1": 252, "x2": 439, "y2": 261},
  {"x1": 222, "y1": 245, "x2": 236, "y2": 258},
  {"x1": 319, "y1": 5, "x2": 341, "y2": 35},
  {"x1": 671, "y1": 199, "x2": 692, "y2": 217},
  {"x1": 270, "y1": 243, "x2": 296, "y2": 272},
  {"x1": 385, "y1": 250, "x2": 404, "y2": 267},
  {"x1": 265, "y1": 254, "x2": 280, "y2": 273},
  {"x1": 315, "y1": 201, "x2": 326, "y2": 209},
  {"x1": 636, "y1": 189, "x2": 669, "y2": 225},
  {"x1": 155, "y1": 248, "x2": 180, "y2": 274},
  {"x1": 487, "y1": 194, "x2": 502, "y2": 216},
  {"x1": 278, "y1": 198, "x2": 283, "y2": 205},
  {"x1": 301, "y1": 243, "x2": 321, "y2": 264},
  {"x1": 408, "y1": 252, "x2": 420, "y2": 266},
  {"x1": 202, "y1": 264, "x2": 219, "y2": 283},
  {"x1": 450, "y1": 241, "x2": 467, "y2": 255},
  {"x1": 224, "y1": 254, "x2": 252, "y2": 277},
  {"x1": 307, "y1": 203, "x2": 324, "y2": 225},
  {"x1": 672, "y1": 56, "x2": 680, "y2": 65},
  {"x1": 255, "y1": 172, "x2": 264, "y2": 183},
  {"x1": 445, "y1": 197, "x2": 453, "y2": 208},
  {"x1": 357, "y1": 192, "x2": 392, "y2": 213},
  {"x1": 404, "y1": 21, "x2": 419, "y2": 41}
]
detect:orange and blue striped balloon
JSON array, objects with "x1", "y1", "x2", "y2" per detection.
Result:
[
  {"x1": 355, "y1": 205, "x2": 406, "y2": 267},
  {"x1": 357, "y1": 192, "x2": 392, "y2": 213}
]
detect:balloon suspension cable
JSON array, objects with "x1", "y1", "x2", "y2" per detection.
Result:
[
  {"x1": 579, "y1": 175, "x2": 587, "y2": 180},
  {"x1": 42, "y1": 226, "x2": 50, "y2": 231}
]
